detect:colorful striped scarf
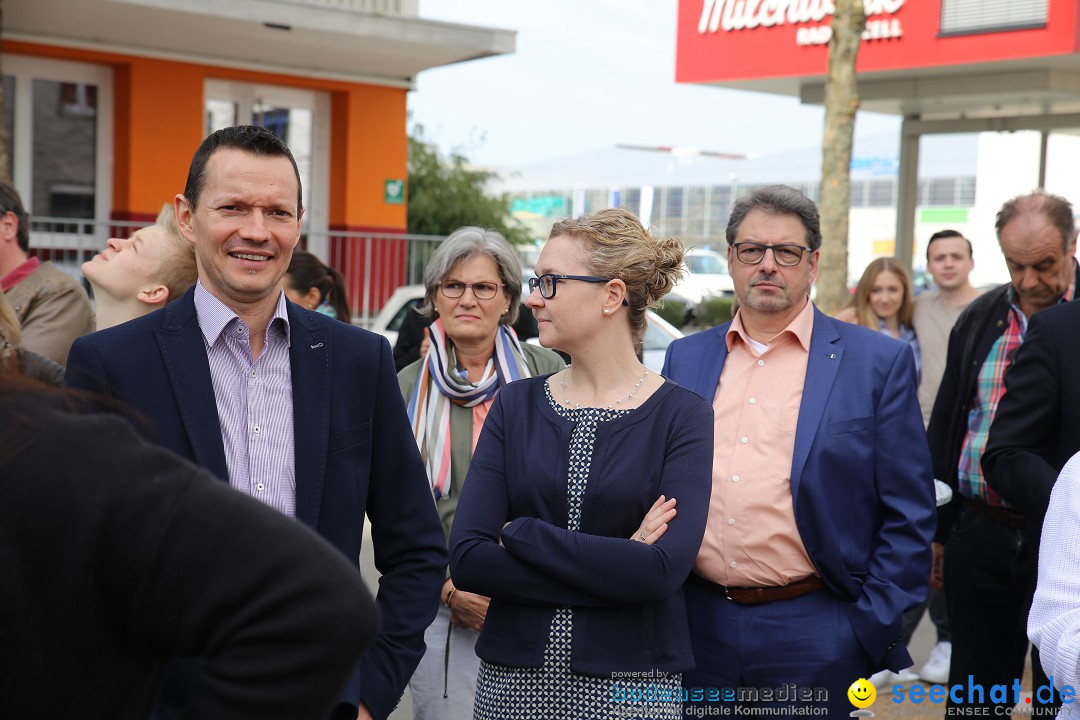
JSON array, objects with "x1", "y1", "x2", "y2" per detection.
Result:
[{"x1": 406, "y1": 318, "x2": 531, "y2": 498}]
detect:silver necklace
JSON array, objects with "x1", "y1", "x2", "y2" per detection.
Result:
[{"x1": 558, "y1": 364, "x2": 649, "y2": 411}]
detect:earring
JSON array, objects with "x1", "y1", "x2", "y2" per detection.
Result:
[{"x1": 603, "y1": 309, "x2": 610, "y2": 315}]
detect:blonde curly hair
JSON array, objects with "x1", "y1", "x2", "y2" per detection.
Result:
[{"x1": 549, "y1": 207, "x2": 684, "y2": 349}]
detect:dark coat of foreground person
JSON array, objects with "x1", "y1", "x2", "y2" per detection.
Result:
[{"x1": 0, "y1": 380, "x2": 379, "y2": 720}]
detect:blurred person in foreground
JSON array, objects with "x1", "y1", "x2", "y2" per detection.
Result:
[
  {"x1": 65, "y1": 124, "x2": 446, "y2": 720},
  {"x1": 284, "y1": 249, "x2": 352, "y2": 321},
  {"x1": 401, "y1": 227, "x2": 564, "y2": 720},
  {"x1": 664, "y1": 185, "x2": 934, "y2": 717},
  {"x1": 0, "y1": 374, "x2": 378, "y2": 720},
  {"x1": 930, "y1": 191, "x2": 1079, "y2": 716},
  {"x1": 1027, "y1": 451, "x2": 1080, "y2": 694},
  {"x1": 0, "y1": 180, "x2": 93, "y2": 364},
  {"x1": 81, "y1": 203, "x2": 198, "y2": 330},
  {"x1": 450, "y1": 207, "x2": 714, "y2": 719}
]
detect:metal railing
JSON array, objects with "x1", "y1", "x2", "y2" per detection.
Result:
[
  {"x1": 270, "y1": 0, "x2": 418, "y2": 16},
  {"x1": 28, "y1": 217, "x2": 441, "y2": 325}
]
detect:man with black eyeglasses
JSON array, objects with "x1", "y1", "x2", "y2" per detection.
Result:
[{"x1": 663, "y1": 184, "x2": 934, "y2": 717}]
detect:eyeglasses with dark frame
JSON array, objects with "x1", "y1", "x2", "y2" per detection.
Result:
[
  {"x1": 528, "y1": 273, "x2": 614, "y2": 300},
  {"x1": 730, "y1": 241, "x2": 812, "y2": 267},
  {"x1": 439, "y1": 281, "x2": 504, "y2": 300}
]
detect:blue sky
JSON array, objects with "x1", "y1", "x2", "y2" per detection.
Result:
[{"x1": 408, "y1": 0, "x2": 903, "y2": 169}]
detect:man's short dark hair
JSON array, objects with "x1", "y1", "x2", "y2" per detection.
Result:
[
  {"x1": 995, "y1": 191, "x2": 1076, "y2": 252},
  {"x1": 0, "y1": 181, "x2": 30, "y2": 253},
  {"x1": 183, "y1": 125, "x2": 303, "y2": 213},
  {"x1": 725, "y1": 185, "x2": 822, "y2": 252},
  {"x1": 926, "y1": 229, "x2": 973, "y2": 261}
]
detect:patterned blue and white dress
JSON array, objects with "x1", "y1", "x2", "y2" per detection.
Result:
[{"x1": 472, "y1": 384, "x2": 683, "y2": 720}]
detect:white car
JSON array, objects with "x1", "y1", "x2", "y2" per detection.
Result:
[
  {"x1": 671, "y1": 248, "x2": 735, "y2": 307},
  {"x1": 368, "y1": 284, "x2": 683, "y2": 373}
]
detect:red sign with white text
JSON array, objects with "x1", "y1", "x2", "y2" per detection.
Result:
[{"x1": 676, "y1": 0, "x2": 1080, "y2": 85}]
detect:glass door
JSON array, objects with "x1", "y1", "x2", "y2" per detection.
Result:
[{"x1": 204, "y1": 80, "x2": 329, "y2": 237}]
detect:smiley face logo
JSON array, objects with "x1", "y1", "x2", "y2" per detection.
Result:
[{"x1": 848, "y1": 678, "x2": 876, "y2": 709}]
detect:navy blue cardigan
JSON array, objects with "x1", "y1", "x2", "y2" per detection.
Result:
[{"x1": 449, "y1": 376, "x2": 713, "y2": 675}]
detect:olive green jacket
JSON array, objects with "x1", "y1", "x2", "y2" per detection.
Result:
[{"x1": 398, "y1": 342, "x2": 565, "y2": 548}]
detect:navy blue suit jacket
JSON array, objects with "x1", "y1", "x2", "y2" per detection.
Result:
[
  {"x1": 66, "y1": 288, "x2": 447, "y2": 720},
  {"x1": 662, "y1": 305, "x2": 935, "y2": 671},
  {"x1": 450, "y1": 377, "x2": 714, "y2": 674}
]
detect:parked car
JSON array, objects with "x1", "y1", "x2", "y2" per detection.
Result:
[
  {"x1": 672, "y1": 248, "x2": 735, "y2": 307},
  {"x1": 368, "y1": 284, "x2": 683, "y2": 373},
  {"x1": 365, "y1": 284, "x2": 425, "y2": 349}
]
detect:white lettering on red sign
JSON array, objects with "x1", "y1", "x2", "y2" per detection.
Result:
[
  {"x1": 698, "y1": 0, "x2": 904, "y2": 42},
  {"x1": 794, "y1": 17, "x2": 902, "y2": 45}
]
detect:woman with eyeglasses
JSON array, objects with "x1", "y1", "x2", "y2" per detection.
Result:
[
  {"x1": 836, "y1": 257, "x2": 921, "y2": 378},
  {"x1": 449, "y1": 208, "x2": 714, "y2": 719},
  {"x1": 400, "y1": 227, "x2": 564, "y2": 720}
]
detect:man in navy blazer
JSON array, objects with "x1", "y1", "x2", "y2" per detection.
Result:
[
  {"x1": 66, "y1": 126, "x2": 446, "y2": 720},
  {"x1": 663, "y1": 185, "x2": 935, "y2": 717}
]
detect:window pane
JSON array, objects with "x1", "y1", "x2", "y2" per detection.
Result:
[
  {"x1": 868, "y1": 180, "x2": 896, "y2": 207},
  {"x1": 928, "y1": 179, "x2": 957, "y2": 206},
  {"x1": 686, "y1": 186, "x2": 706, "y2": 238},
  {"x1": 665, "y1": 187, "x2": 684, "y2": 220},
  {"x1": 206, "y1": 98, "x2": 237, "y2": 135},
  {"x1": 709, "y1": 186, "x2": 731, "y2": 231},
  {"x1": 2, "y1": 75, "x2": 12, "y2": 182},
  {"x1": 941, "y1": 0, "x2": 1046, "y2": 35},
  {"x1": 33, "y1": 80, "x2": 97, "y2": 218},
  {"x1": 254, "y1": 104, "x2": 312, "y2": 215}
]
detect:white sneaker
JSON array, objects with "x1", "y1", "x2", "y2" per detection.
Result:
[
  {"x1": 870, "y1": 666, "x2": 917, "y2": 687},
  {"x1": 918, "y1": 641, "x2": 952, "y2": 684}
]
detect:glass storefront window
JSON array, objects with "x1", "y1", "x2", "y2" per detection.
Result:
[
  {"x1": 205, "y1": 98, "x2": 237, "y2": 135},
  {"x1": 32, "y1": 80, "x2": 97, "y2": 218}
]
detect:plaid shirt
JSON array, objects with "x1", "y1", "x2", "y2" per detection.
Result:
[{"x1": 957, "y1": 281, "x2": 1075, "y2": 506}]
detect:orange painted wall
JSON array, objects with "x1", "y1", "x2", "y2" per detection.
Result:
[
  {"x1": 2, "y1": 40, "x2": 407, "y2": 229},
  {"x1": 330, "y1": 85, "x2": 408, "y2": 231}
]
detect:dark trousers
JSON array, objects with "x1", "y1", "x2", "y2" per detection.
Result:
[
  {"x1": 682, "y1": 575, "x2": 871, "y2": 718},
  {"x1": 944, "y1": 503, "x2": 1059, "y2": 714},
  {"x1": 901, "y1": 586, "x2": 950, "y2": 646}
]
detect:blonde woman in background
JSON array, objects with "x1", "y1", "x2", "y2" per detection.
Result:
[{"x1": 836, "y1": 256, "x2": 921, "y2": 377}]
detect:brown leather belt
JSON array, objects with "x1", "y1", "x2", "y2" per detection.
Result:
[
  {"x1": 964, "y1": 496, "x2": 1026, "y2": 530},
  {"x1": 697, "y1": 574, "x2": 826, "y2": 605}
]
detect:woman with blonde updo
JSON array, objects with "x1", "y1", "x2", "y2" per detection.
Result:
[{"x1": 450, "y1": 207, "x2": 714, "y2": 719}]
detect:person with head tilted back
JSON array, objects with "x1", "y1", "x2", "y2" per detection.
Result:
[{"x1": 81, "y1": 203, "x2": 197, "y2": 331}]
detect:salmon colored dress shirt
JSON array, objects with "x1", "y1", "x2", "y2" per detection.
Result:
[{"x1": 695, "y1": 299, "x2": 819, "y2": 588}]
